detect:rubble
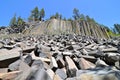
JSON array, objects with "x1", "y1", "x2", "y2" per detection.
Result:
[{"x1": 0, "y1": 34, "x2": 120, "y2": 80}]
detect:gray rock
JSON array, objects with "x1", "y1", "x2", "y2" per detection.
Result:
[
  {"x1": 24, "y1": 54, "x2": 32, "y2": 65},
  {"x1": 66, "y1": 45, "x2": 74, "y2": 50},
  {"x1": 66, "y1": 77, "x2": 76, "y2": 80},
  {"x1": 105, "y1": 53, "x2": 120, "y2": 65},
  {"x1": 50, "y1": 57, "x2": 58, "y2": 69},
  {"x1": 31, "y1": 60, "x2": 44, "y2": 68},
  {"x1": 46, "y1": 69, "x2": 55, "y2": 80},
  {"x1": 9, "y1": 59, "x2": 30, "y2": 71},
  {"x1": 32, "y1": 68, "x2": 52, "y2": 80},
  {"x1": 78, "y1": 55, "x2": 97, "y2": 63},
  {"x1": 25, "y1": 60, "x2": 45, "y2": 80},
  {"x1": 57, "y1": 58, "x2": 65, "y2": 68},
  {"x1": 34, "y1": 44, "x2": 51, "y2": 58},
  {"x1": 3, "y1": 45, "x2": 15, "y2": 49},
  {"x1": 117, "y1": 42, "x2": 120, "y2": 53},
  {"x1": 72, "y1": 45, "x2": 81, "y2": 50},
  {"x1": 101, "y1": 47, "x2": 118, "y2": 52},
  {"x1": 53, "y1": 74, "x2": 63, "y2": 80},
  {"x1": 0, "y1": 68, "x2": 8, "y2": 73},
  {"x1": 22, "y1": 46, "x2": 35, "y2": 53},
  {"x1": 76, "y1": 67, "x2": 120, "y2": 80},
  {"x1": 8, "y1": 60, "x2": 21, "y2": 71},
  {"x1": 78, "y1": 58, "x2": 95, "y2": 70},
  {"x1": 63, "y1": 52, "x2": 73, "y2": 56},
  {"x1": 115, "y1": 61, "x2": 120, "y2": 69},
  {"x1": 65, "y1": 56, "x2": 78, "y2": 77},
  {"x1": 55, "y1": 69, "x2": 67, "y2": 80},
  {"x1": 0, "y1": 42, "x2": 3, "y2": 49},
  {"x1": 43, "y1": 62, "x2": 51, "y2": 69},
  {"x1": 95, "y1": 58, "x2": 108, "y2": 67}
]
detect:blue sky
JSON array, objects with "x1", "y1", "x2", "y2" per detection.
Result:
[{"x1": 0, "y1": 0, "x2": 120, "y2": 28}]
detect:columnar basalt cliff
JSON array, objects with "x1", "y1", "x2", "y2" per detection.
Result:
[{"x1": 23, "y1": 19, "x2": 110, "y2": 39}]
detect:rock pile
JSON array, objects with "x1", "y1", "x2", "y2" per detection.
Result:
[{"x1": 0, "y1": 34, "x2": 120, "y2": 80}]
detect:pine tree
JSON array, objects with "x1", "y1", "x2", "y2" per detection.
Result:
[
  {"x1": 114, "y1": 24, "x2": 120, "y2": 34},
  {"x1": 39, "y1": 8, "x2": 45, "y2": 21},
  {"x1": 9, "y1": 14, "x2": 17, "y2": 27},
  {"x1": 55, "y1": 12, "x2": 59, "y2": 19},
  {"x1": 17, "y1": 16, "x2": 25, "y2": 33},
  {"x1": 80, "y1": 14, "x2": 85, "y2": 21},
  {"x1": 31, "y1": 6, "x2": 39, "y2": 21},
  {"x1": 73, "y1": 8, "x2": 80, "y2": 20}
]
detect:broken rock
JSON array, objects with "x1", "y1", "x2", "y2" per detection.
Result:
[
  {"x1": 78, "y1": 58, "x2": 95, "y2": 70},
  {"x1": 65, "y1": 56, "x2": 78, "y2": 77}
]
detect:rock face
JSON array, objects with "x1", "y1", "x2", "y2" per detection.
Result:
[
  {"x1": 23, "y1": 19, "x2": 110, "y2": 39},
  {"x1": 0, "y1": 34, "x2": 120, "y2": 80},
  {"x1": 76, "y1": 67, "x2": 120, "y2": 80}
]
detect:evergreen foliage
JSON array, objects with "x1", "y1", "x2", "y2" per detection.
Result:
[
  {"x1": 50, "y1": 12, "x2": 62, "y2": 19},
  {"x1": 9, "y1": 15, "x2": 25, "y2": 33},
  {"x1": 114, "y1": 24, "x2": 120, "y2": 34},
  {"x1": 39, "y1": 8, "x2": 45, "y2": 21},
  {"x1": 31, "y1": 7, "x2": 39, "y2": 21},
  {"x1": 28, "y1": 7, "x2": 45, "y2": 21},
  {"x1": 9, "y1": 14, "x2": 17, "y2": 27},
  {"x1": 73, "y1": 8, "x2": 80, "y2": 20}
]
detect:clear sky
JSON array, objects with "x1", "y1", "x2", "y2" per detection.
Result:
[{"x1": 0, "y1": 0, "x2": 120, "y2": 28}]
